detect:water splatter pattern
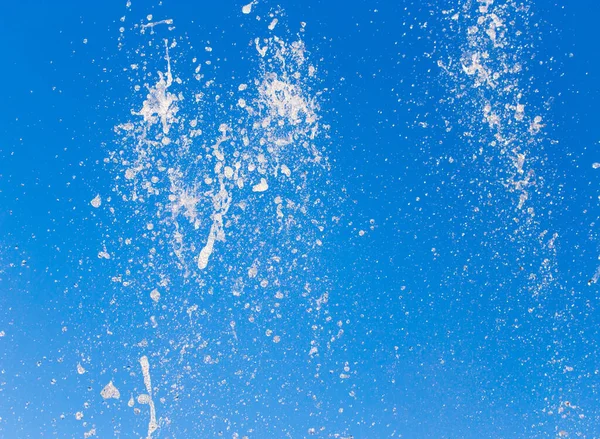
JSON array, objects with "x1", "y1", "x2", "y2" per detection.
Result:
[{"x1": 0, "y1": 1, "x2": 599, "y2": 438}]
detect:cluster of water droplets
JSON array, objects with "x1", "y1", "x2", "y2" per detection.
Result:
[
  {"x1": 110, "y1": 24, "x2": 327, "y2": 277},
  {"x1": 78, "y1": 5, "x2": 350, "y2": 437}
]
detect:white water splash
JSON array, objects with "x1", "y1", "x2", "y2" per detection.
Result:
[
  {"x1": 138, "y1": 356, "x2": 158, "y2": 439},
  {"x1": 440, "y1": 0, "x2": 545, "y2": 210},
  {"x1": 100, "y1": 381, "x2": 120, "y2": 400},
  {"x1": 113, "y1": 21, "x2": 327, "y2": 277},
  {"x1": 242, "y1": 1, "x2": 256, "y2": 15}
]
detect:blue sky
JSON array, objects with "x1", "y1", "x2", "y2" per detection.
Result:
[{"x1": 1, "y1": 1, "x2": 600, "y2": 438}]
